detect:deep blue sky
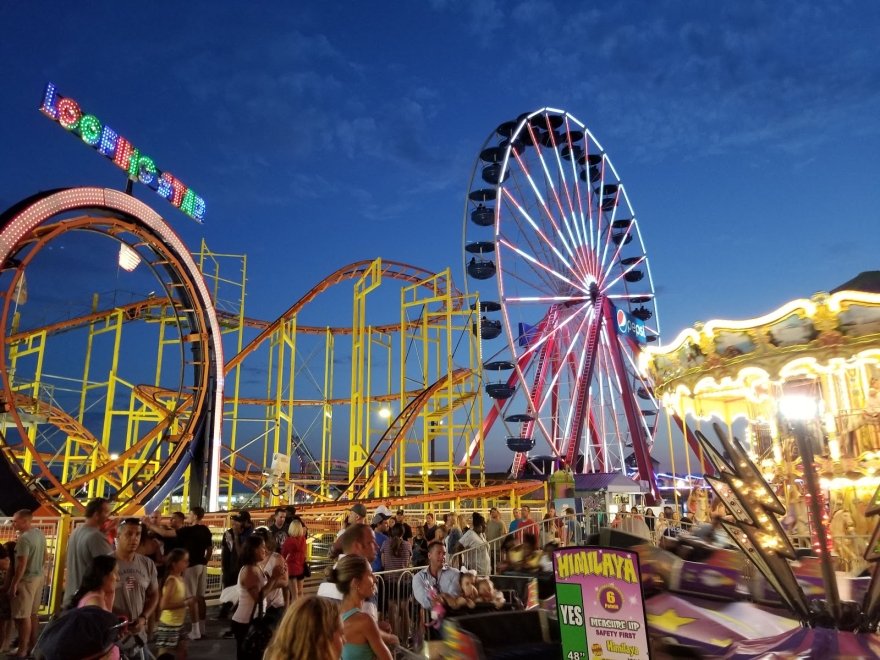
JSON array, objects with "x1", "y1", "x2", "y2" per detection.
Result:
[{"x1": 2, "y1": 1, "x2": 880, "y2": 472}]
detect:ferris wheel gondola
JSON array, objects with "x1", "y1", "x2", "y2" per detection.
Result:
[{"x1": 462, "y1": 108, "x2": 662, "y2": 499}]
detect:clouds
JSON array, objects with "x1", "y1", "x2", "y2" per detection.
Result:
[{"x1": 461, "y1": 1, "x2": 880, "y2": 161}]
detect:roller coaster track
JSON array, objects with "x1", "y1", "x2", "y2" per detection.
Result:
[
  {"x1": 337, "y1": 368, "x2": 473, "y2": 501},
  {"x1": 3, "y1": 392, "x2": 120, "y2": 491},
  {"x1": 225, "y1": 259, "x2": 464, "y2": 373},
  {"x1": 1, "y1": 246, "x2": 471, "y2": 506}
]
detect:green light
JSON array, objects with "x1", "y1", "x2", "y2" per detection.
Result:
[{"x1": 79, "y1": 114, "x2": 101, "y2": 146}]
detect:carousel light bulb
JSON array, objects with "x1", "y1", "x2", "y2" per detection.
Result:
[
  {"x1": 779, "y1": 395, "x2": 818, "y2": 421},
  {"x1": 828, "y1": 438, "x2": 841, "y2": 462}
]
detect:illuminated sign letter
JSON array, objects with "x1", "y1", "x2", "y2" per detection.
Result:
[
  {"x1": 38, "y1": 82, "x2": 207, "y2": 223},
  {"x1": 79, "y1": 114, "x2": 102, "y2": 146},
  {"x1": 98, "y1": 125, "x2": 118, "y2": 158},
  {"x1": 40, "y1": 82, "x2": 59, "y2": 119},
  {"x1": 157, "y1": 172, "x2": 175, "y2": 201},
  {"x1": 136, "y1": 156, "x2": 157, "y2": 188},
  {"x1": 57, "y1": 98, "x2": 82, "y2": 130},
  {"x1": 113, "y1": 137, "x2": 136, "y2": 174},
  {"x1": 159, "y1": 175, "x2": 187, "y2": 207},
  {"x1": 192, "y1": 195, "x2": 206, "y2": 223}
]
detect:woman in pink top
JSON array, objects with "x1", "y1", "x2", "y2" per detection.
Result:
[{"x1": 70, "y1": 555, "x2": 120, "y2": 660}]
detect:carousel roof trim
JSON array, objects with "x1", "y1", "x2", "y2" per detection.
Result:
[{"x1": 641, "y1": 288, "x2": 880, "y2": 394}]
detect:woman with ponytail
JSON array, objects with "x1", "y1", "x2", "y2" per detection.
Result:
[
  {"x1": 328, "y1": 555, "x2": 392, "y2": 660},
  {"x1": 379, "y1": 524, "x2": 411, "y2": 572}
]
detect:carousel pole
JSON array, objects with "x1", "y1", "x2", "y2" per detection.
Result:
[{"x1": 780, "y1": 395, "x2": 842, "y2": 624}]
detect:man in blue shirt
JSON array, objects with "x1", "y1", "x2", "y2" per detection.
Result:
[
  {"x1": 507, "y1": 507, "x2": 521, "y2": 534},
  {"x1": 370, "y1": 512, "x2": 392, "y2": 572}
]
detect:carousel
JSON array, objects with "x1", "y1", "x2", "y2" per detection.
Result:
[{"x1": 642, "y1": 276, "x2": 880, "y2": 574}]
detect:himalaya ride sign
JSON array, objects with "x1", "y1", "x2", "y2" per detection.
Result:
[
  {"x1": 39, "y1": 82, "x2": 206, "y2": 223},
  {"x1": 553, "y1": 547, "x2": 650, "y2": 660},
  {"x1": 614, "y1": 305, "x2": 646, "y2": 346}
]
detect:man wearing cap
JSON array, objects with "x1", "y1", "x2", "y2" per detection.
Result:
[
  {"x1": 338, "y1": 502, "x2": 367, "y2": 535},
  {"x1": 113, "y1": 518, "x2": 158, "y2": 658},
  {"x1": 63, "y1": 497, "x2": 113, "y2": 608},
  {"x1": 330, "y1": 502, "x2": 368, "y2": 558},
  {"x1": 9, "y1": 510, "x2": 46, "y2": 659},
  {"x1": 370, "y1": 512, "x2": 392, "y2": 572}
]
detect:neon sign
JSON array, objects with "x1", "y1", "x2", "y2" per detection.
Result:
[{"x1": 39, "y1": 82, "x2": 206, "y2": 223}]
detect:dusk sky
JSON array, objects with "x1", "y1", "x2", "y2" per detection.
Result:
[{"x1": 2, "y1": 2, "x2": 880, "y2": 474}]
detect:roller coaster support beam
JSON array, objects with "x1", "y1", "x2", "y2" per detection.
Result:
[{"x1": 349, "y1": 259, "x2": 382, "y2": 485}]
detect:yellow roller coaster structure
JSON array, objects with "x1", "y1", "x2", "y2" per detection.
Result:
[{"x1": 0, "y1": 188, "x2": 490, "y2": 512}]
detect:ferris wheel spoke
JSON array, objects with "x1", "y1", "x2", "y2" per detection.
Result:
[
  {"x1": 533, "y1": 305, "x2": 594, "y2": 414},
  {"x1": 599, "y1": 228, "x2": 640, "y2": 287},
  {"x1": 498, "y1": 216, "x2": 567, "y2": 292},
  {"x1": 505, "y1": 295, "x2": 591, "y2": 304},
  {"x1": 597, "y1": 193, "x2": 625, "y2": 281},
  {"x1": 498, "y1": 237, "x2": 587, "y2": 294},
  {"x1": 502, "y1": 168, "x2": 569, "y2": 275},
  {"x1": 595, "y1": 337, "x2": 628, "y2": 469},
  {"x1": 507, "y1": 151, "x2": 586, "y2": 282},
  {"x1": 499, "y1": 259, "x2": 559, "y2": 298},
  {"x1": 525, "y1": 121, "x2": 592, "y2": 281},
  {"x1": 550, "y1": 125, "x2": 596, "y2": 280},
  {"x1": 500, "y1": 190, "x2": 574, "y2": 282},
  {"x1": 600, "y1": 252, "x2": 644, "y2": 294},
  {"x1": 591, "y1": 158, "x2": 609, "y2": 266}
]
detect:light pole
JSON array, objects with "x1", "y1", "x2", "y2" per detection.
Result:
[{"x1": 779, "y1": 394, "x2": 841, "y2": 624}]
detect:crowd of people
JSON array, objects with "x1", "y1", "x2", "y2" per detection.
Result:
[{"x1": 0, "y1": 500, "x2": 686, "y2": 660}]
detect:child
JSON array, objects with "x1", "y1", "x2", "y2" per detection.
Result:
[
  {"x1": 157, "y1": 548, "x2": 192, "y2": 659},
  {"x1": 475, "y1": 577, "x2": 506, "y2": 608},
  {"x1": 441, "y1": 570, "x2": 477, "y2": 610},
  {"x1": 459, "y1": 570, "x2": 478, "y2": 607}
]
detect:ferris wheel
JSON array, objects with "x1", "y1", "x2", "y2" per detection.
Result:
[{"x1": 462, "y1": 108, "x2": 661, "y2": 498}]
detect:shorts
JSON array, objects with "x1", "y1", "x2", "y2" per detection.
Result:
[
  {"x1": 11, "y1": 576, "x2": 43, "y2": 618},
  {"x1": 184, "y1": 564, "x2": 207, "y2": 598},
  {"x1": 155, "y1": 622, "x2": 184, "y2": 648}
]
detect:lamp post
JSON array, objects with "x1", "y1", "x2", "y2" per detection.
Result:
[{"x1": 779, "y1": 395, "x2": 841, "y2": 624}]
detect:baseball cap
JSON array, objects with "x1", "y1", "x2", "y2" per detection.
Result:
[
  {"x1": 349, "y1": 503, "x2": 367, "y2": 518},
  {"x1": 396, "y1": 508, "x2": 405, "y2": 516},
  {"x1": 35, "y1": 605, "x2": 122, "y2": 660},
  {"x1": 232, "y1": 510, "x2": 251, "y2": 523},
  {"x1": 375, "y1": 504, "x2": 394, "y2": 518},
  {"x1": 371, "y1": 512, "x2": 392, "y2": 526}
]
